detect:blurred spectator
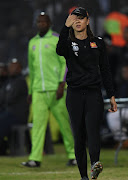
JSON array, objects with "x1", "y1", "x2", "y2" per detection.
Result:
[
  {"x1": 0, "y1": 62, "x2": 8, "y2": 154},
  {"x1": 0, "y1": 62, "x2": 8, "y2": 111},
  {"x1": 105, "y1": 26, "x2": 128, "y2": 145},
  {"x1": 103, "y1": 10, "x2": 128, "y2": 47},
  {"x1": 107, "y1": 63, "x2": 128, "y2": 142},
  {"x1": 0, "y1": 58, "x2": 29, "y2": 142},
  {"x1": 118, "y1": 64, "x2": 128, "y2": 97},
  {"x1": 115, "y1": 26, "x2": 128, "y2": 86},
  {"x1": 119, "y1": 26, "x2": 128, "y2": 65},
  {"x1": 103, "y1": 33, "x2": 119, "y2": 95}
]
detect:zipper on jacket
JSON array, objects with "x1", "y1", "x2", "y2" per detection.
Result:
[{"x1": 39, "y1": 39, "x2": 45, "y2": 91}]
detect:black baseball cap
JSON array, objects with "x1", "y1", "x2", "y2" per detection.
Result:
[{"x1": 71, "y1": 7, "x2": 88, "y2": 17}]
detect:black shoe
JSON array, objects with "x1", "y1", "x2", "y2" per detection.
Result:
[
  {"x1": 81, "y1": 177, "x2": 89, "y2": 180},
  {"x1": 67, "y1": 159, "x2": 77, "y2": 166},
  {"x1": 91, "y1": 161, "x2": 103, "y2": 179},
  {"x1": 21, "y1": 160, "x2": 41, "y2": 167}
]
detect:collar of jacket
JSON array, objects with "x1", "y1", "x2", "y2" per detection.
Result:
[{"x1": 36, "y1": 29, "x2": 52, "y2": 39}]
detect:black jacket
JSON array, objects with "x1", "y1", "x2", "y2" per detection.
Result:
[{"x1": 56, "y1": 25, "x2": 114, "y2": 98}]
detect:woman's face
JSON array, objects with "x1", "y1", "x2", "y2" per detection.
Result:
[{"x1": 72, "y1": 16, "x2": 89, "y2": 32}]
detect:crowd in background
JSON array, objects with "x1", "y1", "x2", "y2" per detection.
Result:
[
  {"x1": 0, "y1": 0, "x2": 128, "y2": 155},
  {"x1": 0, "y1": 0, "x2": 128, "y2": 66}
]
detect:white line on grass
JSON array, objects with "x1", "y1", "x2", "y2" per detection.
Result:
[{"x1": 0, "y1": 171, "x2": 77, "y2": 176}]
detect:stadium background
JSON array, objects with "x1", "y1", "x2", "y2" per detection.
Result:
[
  {"x1": 0, "y1": 1, "x2": 128, "y2": 180},
  {"x1": 0, "y1": 0, "x2": 127, "y2": 67}
]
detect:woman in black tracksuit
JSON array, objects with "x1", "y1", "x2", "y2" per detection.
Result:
[{"x1": 56, "y1": 7, "x2": 117, "y2": 180}]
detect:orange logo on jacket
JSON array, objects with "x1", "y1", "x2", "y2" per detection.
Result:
[{"x1": 90, "y1": 42, "x2": 97, "y2": 48}]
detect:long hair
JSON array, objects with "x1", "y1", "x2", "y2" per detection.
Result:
[
  {"x1": 69, "y1": 13, "x2": 94, "y2": 42},
  {"x1": 87, "y1": 24, "x2": 94, "y2": 41}
]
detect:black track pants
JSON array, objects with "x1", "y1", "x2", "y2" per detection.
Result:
[{"x1": 66, "y1": 87, "x2": 104, "y2": 178}]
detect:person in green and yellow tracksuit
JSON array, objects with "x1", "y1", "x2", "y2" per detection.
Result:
[{"x1": 21, "y1": 12, "x2": 76, "y2": 167}]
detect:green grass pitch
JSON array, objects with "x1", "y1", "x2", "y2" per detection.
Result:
[{"x1": 0, "y1": 144, "x2": 128, "y2": 180}]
